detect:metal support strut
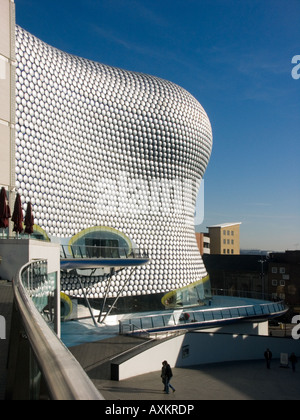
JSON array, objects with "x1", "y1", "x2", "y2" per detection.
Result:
[{"x1": 99, "y1": 267, "x2": 138, "y2": 324}]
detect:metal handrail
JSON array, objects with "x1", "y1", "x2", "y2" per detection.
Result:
[
  {"x1": 119, "y1": 321, "x2": 151, "y2": 336},
  {"x1": 119, "y1": 300, "x2": 287, "y2": 335},
  {"x1": 13, "y1": 261, "x2": 103, "y2": 400}
]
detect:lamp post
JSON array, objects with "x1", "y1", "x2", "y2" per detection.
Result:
[{"x1": 258, "y1": 255, "x2": 269, "y2": 300}]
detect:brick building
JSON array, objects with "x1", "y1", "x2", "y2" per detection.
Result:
[
  {"x1": 268, "y1": 251, "x2": 300, "y2": 309},
  {"x1": 207, "y1": 223, "x2": 241, "y2": 255}
]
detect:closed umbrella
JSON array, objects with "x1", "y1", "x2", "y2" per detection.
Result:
[
  {"x1": 12, "y1": 193, "x2": 24, "y2": 236},
  {"x1": 24, "y1": 202, "x2": 34, "y2": 235},
  {"x1": 0, "y1": 187, "x2": 11, "y2": 231}
]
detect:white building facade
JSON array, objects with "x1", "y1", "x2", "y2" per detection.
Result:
[
  {"x1": 0, "y1": 0, "x2": 16, "y2": 236},
  {"x1": 14, "y1": 25, "x2": 213, "y2": 303}
]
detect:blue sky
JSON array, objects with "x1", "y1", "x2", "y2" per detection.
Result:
[{"x1": 15, "y1": 0, "x2": 300, "y2": 251}]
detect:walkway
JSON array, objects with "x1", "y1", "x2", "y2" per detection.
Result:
[
  {"x1": 0, "y1": 281, "x2": 13, "y2": 400},
  {"x1": 69, "y1": 335, "x2": 153, "y2": 381},
  {"x1": 93, "y1": 359, "x2": 300, "y2": 400},
  {"x1": 119, "y1": 296, "x2": 287, "y2": 335}
]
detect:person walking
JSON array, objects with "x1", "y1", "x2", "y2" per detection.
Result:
[
  {"x1": 289, "y1": 353, "x2": 298, "y2": 372},
  {"x1": 264, "y1": 348, "x2": 273, "y2": 369},
  {"x1": 161, "y1": 361, "x2": 176, "y2": 394}
]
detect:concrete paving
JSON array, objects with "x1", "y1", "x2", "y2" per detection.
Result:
[{"x1": 94, "y1": 359, "x2": 300, "y2": 400}]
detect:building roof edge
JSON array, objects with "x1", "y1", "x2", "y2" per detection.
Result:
[{"x1": 207, "y1": 222, "x2": 242, "y2": 229}]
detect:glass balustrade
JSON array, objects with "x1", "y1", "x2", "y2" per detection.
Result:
[
  {"x1": 60, "y1": 244, "x2": 149, "y2": 260},
  {"x1": 119, "y1": 300, "x2": 287, "y2": 334},
  {"x1": 20, "y1": 260, "x2": 58, "y2": 330}
]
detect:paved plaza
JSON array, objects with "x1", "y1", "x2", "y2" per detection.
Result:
[
  {"x1": 1, "y1": 280, "x2": 300, "y2": 401},
  {"x1": 95, "y1": 359, "x2": 300, "y2": 401}
]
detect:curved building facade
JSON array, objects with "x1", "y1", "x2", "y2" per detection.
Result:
[{"x1": 14, "y1": 26, "x2": 213, "y2": 304}]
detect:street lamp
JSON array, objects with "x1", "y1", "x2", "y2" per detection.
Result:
[{"x1": 258, "y1": 255, "x2": 269, "y2": 300}]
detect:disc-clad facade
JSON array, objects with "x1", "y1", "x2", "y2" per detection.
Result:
[{"x1": 14, "y1": 26, "x2": 213, "y2": 302}]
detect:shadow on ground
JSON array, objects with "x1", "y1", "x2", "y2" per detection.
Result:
[{"x1": 93, "y1": 360, "x2": 300, "y2": 401}]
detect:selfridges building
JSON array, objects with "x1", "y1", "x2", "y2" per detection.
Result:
[{"x1": 15, "y1": 26, "x2": 213, "y2": 310}]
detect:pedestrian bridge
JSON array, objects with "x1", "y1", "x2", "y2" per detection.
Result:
[{"x1": 119, "y1": 297, "x2": 288, "y2": 335}]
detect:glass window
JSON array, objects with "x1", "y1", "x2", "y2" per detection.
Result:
[
  {"x1": 68, "y1": 226, "x2": 133, "y2": 259},
  {"x1": 85, "y1": 238, "x2": 119, "y2": 258},
  {"x1": 280, "y1": 280, "x2": 286, "y2": 287},
  {"x1": 161, "y1": 277, "x2": 211, "y2": 309}
]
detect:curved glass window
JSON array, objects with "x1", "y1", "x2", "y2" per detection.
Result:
[
  {"x1": 162, "y1": 276, "x2": 211, "y2": 309},
  {"x1": 26, "y1": 225, "x2": 51, "y2": 242},
  {"x1": 68, "y1": 226, "x2": 133, "y2": 259}
]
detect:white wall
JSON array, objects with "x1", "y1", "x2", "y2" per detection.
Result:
[
  {"x1": 0, "y1": 239, "x2": 60, "y2": 280},
  {"x1": 0, "y1": 0, "x2": 15, "y2": 190},
  {"x1": 116, "y1": 329, "x2": 300, "y2": 381},
  {"x1": 0, "y1": 0, "x2": 12, "y2": 58},
  {"x1": 203, "y1": 321, "x2": 269, "y2": 336},
  {"x1": 116, "y1": 334, "x2": 186, "y2": 380},
  {"x1": 177, "y1": 331, "x2": 300, "y2": 367},
  {"x1": 0, "y1": 238, "x2": 61, "y2": 336},
  {"x1": 0, "y1": 315, "x2": 5, "y2": 339}
]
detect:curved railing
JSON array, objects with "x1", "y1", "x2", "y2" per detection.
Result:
[
  {"x1": 119, "y1": 300, "x2": 288, "y2": 335},
  {"x1": 61, "y1": 244, "x2": 149, "y2": 260},
  {"x1": 9, "y1": 260, "x2": 103, "y2": 400}
]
